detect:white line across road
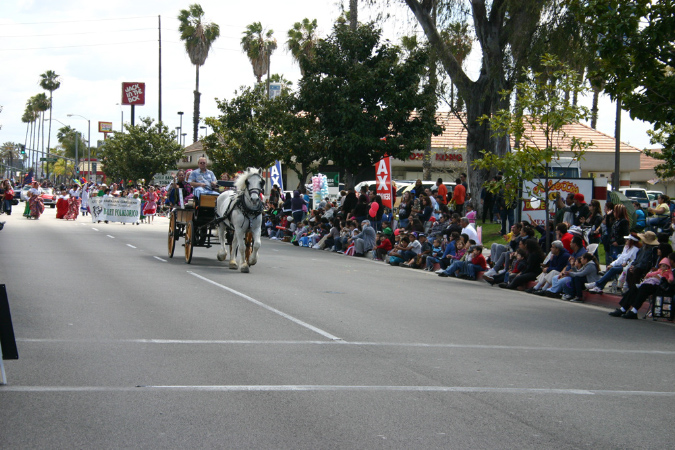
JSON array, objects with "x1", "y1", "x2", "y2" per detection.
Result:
[
  {"x1": 126, "y1": 244, "x2": 137, "y2": 249},
  {"x1": 15, "y1": 338, "x2": 675, "y2": 356},
  {"x1": 106, "y1": 235, "x2": 114, "y2": 239},
  {"x1": 154, "y1": 256, "x2": 167, "y2": 262},
  {"x1": 188, "y1": 271, "x2": 343, "y2": 342},
  {"x1": 2, "y1": 385, "x2": 674, "y2": 396}
]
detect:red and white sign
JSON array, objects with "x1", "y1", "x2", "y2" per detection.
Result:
[
  {"x1": 121, "y1": 82, "x2": 145, "y2": 105},
  {"x1": 375, "y1": 156, "x2": 393, "y2": 208}
]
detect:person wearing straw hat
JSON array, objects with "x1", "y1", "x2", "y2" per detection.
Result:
[
  {"x1": 622, "y1": 231, "x2": 659, "y2": 292},
  {"x1": 609, "y1": 257, "x2": 674, "y2": 319}
]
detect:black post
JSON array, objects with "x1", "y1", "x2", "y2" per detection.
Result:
[{"x1": 131, "y1": 105, "x2": 135, "y2": 126}]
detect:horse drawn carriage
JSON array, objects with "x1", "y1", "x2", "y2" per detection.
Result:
[{"x1": 167, "y1": 168, "x2": 265, "y2": 272}]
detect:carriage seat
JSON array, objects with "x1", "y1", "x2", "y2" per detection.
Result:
[{"x1": 197, "y1": 194, "x2": 219, "y2": 209}]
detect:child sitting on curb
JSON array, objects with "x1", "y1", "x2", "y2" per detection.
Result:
[{"x1": 425, "y1": 238, "x2": 444, "y2": 271}]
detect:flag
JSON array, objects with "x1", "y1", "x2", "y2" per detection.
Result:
[
  {"x1": 375, "y1": 156, "x2": 393, "y2": 208},
  {"x1": 269, "y1": 160, "x2": 284, "y2": 192}
]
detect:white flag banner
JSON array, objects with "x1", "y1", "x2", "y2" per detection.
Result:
[{"x1": 89, "y1": 196, "x2": 141, "y2": 223}]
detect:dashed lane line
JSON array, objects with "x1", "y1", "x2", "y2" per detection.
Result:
[{"x1": 188, "y1": 271, "x2": 343, "y2": 342}]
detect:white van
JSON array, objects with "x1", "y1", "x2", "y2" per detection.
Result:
[{"x1": 620, "y1": 188, "x2": 650, "y2": 209}]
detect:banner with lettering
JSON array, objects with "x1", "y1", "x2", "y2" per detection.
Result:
[
  {"x1": 375, "y1": 156, "x2": 393, "y2": 208},
  {"x1": 89, "y1": 196, "x2": 141, "y2": 223},
  {"x1": 269, "y1": 160, "x2": 284, "y2": 192}
]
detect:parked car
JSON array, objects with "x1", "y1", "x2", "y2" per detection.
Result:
[
  {"x1": 19, "y1": 185, "x2": 56, "y2": 208},
  {"x1": 619, "y1": 188, "x2": 650, "y2": 210},
  {"x1": 41, "y1": 188, "x2": 56, "y2": 208}
]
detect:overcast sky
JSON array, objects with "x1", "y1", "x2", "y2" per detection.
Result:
[{"x1": 1, "y1": 0, "x2": 656, "y2": 154}]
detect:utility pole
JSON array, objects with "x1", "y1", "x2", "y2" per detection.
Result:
[{"x1": 158, "y1": 15, "x2": 163, "y2": 123}]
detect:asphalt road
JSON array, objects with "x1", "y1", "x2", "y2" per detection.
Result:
[{"x1": 1, "y1": 207, "x2": 674, "y2": 449}]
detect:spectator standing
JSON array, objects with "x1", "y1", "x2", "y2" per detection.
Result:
[
  {"x1": 436, "y1": 178, "x2": 448, "y2": 205},
  {"x1": 572, "y1": 193, "x2": 590, "y2": 226},
  {"x1": 480, "y1": 183, "x2": 494, "y2": 224},
  {"x1": 452, "y1": 178, "x2": 466, "y2": 215}
]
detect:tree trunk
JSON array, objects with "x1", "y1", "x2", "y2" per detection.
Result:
[
  {"x1": 590, "y1": 85, "x2": 600, "y2": 129},
  {"x1": 349, "y1": 0, "x2": 358, "y2": 30},
  {"x1": 47, "y1": 92, "x2": 53, "y2": 180},
  {"x1": 193, "y1": 64, "x2": 200, "y2": 143}
]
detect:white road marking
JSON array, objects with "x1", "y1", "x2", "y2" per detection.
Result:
[
  {"x1": 154, "y1": 256, "x2": 167, "y2": 262},
  {"x1": 92, "y1": 228, "x2": 99, "y2": 231},
  {"x1": 2, "y1": 385, "x2": 674, "y2": 397},
  {"x1": 107, "y1": 235, "x2": 114, "y2": 239},
  {"x1": 188, "y1": 271, "x2": 343, "y2": 342},
  {"x1": 126, "y1": 244, "x2": 137, "y2": 249},
  {"x1": 15, "y1": 338, "x2": 675, "y2": 355}
]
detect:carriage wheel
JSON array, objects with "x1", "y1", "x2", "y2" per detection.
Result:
[
  {"x1": 168, "y1": 212, "x2": 177, "y2": 258},
  {"x1": 245, "y1": 231, "x2": 253, "y2": 262},
  {"x1": 185, "y1": 221, "x2": 194, "y2": 264}
]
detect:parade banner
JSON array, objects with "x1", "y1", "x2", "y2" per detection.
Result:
[
  {"x1": 269, "y1": 160, "x2": 284, "y2": 192},
  {"x1": 375, "y1": 156, "x2": 393, "y2": 208},
  {"x1": 89, "y1": 196, "x2": 141, "y2": 223}
]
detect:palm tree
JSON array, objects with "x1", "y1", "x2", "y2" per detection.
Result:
[
  {"x1": 178, "y1": 4, "x2": 220, "y2": 144},
  {"x1": 241, "y1": 22, "x2": 277, "y2": 83},
  {"x1": 32, "y1": 93, "x2": 50, "y2": 177},
  {"x1": 286, "y1": 18, "x2": 318, "y2": 76},
  {"x1": 39, "y1": 70, "x2": 61, "y2": 156}
]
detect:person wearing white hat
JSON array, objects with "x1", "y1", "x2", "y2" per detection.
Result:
[{"x1": 586, "y1": 232, "x2": 640, "y2": 293}]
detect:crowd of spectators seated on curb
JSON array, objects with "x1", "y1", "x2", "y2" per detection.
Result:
[{"x1": 260, "y1": 177, "x2": 675, "y2": 316}]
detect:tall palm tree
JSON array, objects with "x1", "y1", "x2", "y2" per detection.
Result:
[
  {"x1": 39, "y1": 70, "x2": 61, "y2": 156},
  {"x1": 178, "y1": 4, "x2": 220, "y2": 144},
  {"x1": 241, "y1": 22, "x2": 277, "y2": 84},
  {"x1": 32, "y1": 93, "x2": 50, "y2": 176},
  {"x1": 286, "y1": 18, "x2": 318, "y2": 76}
]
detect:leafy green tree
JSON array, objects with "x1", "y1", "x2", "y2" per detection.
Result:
[
  {"x1": 298, "y1": 22, "x2": 440, "y2": 188},
  {"x1": 99, "y1": 118, "x2": 184, "y2": 184},
  {"x1": 178, "y1": 4, "x2": 220, "y2": 144},
  {"x1": 403, "y1": 0, "x2": 558, "y2": 210},
  {"x1": 473, "y1": 56, "x2": 593, "y2": 248},
  {"x1": 571, "y1": 0, "x2": 675, "y2": 178},
  {"x1": 241, "y1": 22, "x2": 277, "y2": 83},
  {"x1": 39, "y1": 70, "x2": 61, "y2": 154},
  {"x1": 203, "y1": 85, "x2": 283, "y2": 175}
]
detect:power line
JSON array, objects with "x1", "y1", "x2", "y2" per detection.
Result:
[
  {"x1": 2, "y1": 15, "x2": 156, "y2": 26},
  {"x1": 0, "y1": 40, "x2": 157, "y2": 51},
  {"x1": 0, "y1": 28, "x2": 156, "y2": 38}
]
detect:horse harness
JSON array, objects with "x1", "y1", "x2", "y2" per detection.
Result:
[{"x1": 215, "y1": 175, "x2": 265, "y2": 231}]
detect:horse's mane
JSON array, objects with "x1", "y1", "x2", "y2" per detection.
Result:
[{"x1": 234, "y1": 167, "x2": 261, "y2": 191}]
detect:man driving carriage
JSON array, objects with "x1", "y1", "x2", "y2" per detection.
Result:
[{"x1": 189, "y1": 157, "x2": 219, "y2": 198}]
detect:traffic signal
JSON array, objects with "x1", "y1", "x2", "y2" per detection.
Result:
[{"x1": 20, "y1": 145, "x2": 26, "y2": 155}]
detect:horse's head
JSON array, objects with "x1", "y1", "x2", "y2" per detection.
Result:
[{"x1": 243, "y1": 168, "x2": 265, "y2": 203}]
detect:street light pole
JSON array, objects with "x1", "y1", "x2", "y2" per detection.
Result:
[
  {"x1": 68, "y1": 114, "x2": 91, "y2": 183},
  {"x1": 181, "y1": 133, "x2": 187, "y2": 147},
  {"x1": 200, "y1": 125, "x2": 208, "y2": 138},
  {"x1": 177, "y1": 111, "x2": 184, "y2": 144},
  {"x1": 175, "y1": 127, "x2": 181, "y2": 144}
]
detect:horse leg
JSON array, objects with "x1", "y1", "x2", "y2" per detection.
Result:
[
  {"x1": 249, "y1": 227, "x2": 262, "y2": 266},
  {"x1": 230, "y1": 230, "x2": 239, "y2": 270},
  {"x1": 245, "y1": 231, "x2": 253, "y2": 265},
  {"x1": 236, "y1": 231, "x2": 249, "y2": 273},
  {"x1": 216, "y1": 223, "x2": 228, "y2": 261}
]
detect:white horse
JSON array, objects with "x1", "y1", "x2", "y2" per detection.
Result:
[{"x1": 216, "y1": 168, "x2": 265, "y2": 273}]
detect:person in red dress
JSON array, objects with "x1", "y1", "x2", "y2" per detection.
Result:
[{"x1": 143, "y1": 186, "x2": 159, "y2": 224}]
